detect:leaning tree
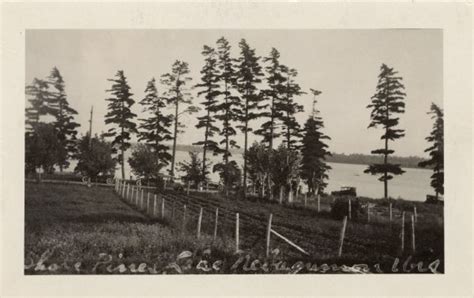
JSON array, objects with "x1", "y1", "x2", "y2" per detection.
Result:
[
  {"x1": 255, "y1": 48, "x2": 286, "y2": 150},
  {"x1": 213, "y1": 37, "x2": 241, "y2": 196},
  {"x1": 160, "y1": 60, "x2": 197, "y2": 179},
  {"x1": 301, "y1": 89, "x2": 332, "y2": 195},
  {"x1": 48, "y1": 67, "x2": 80, "y2": 171},
  {"x1": 418, "y1": 103, "x2": 444, "y2": 200},
  {"x1": 279, "y1": 65, "x2": 304, "y2": 150},
  {"x1": 364, "y1": 64, "x2": 406, "y2": 199},
  {"x1": 104, "y1": 70, "x2": 138, "y2": 179},
  {"x1": 138, "y1": 78, "x2": 173, "y2": 176},
  {"x1": 194, "y1": 45, "x2": 221, "y2": 180},
  {"x1": 235, "y1": 39, "x2": 264, "y2": 196}
]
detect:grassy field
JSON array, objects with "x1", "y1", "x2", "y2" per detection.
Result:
[{"x1": 25, "y1": 182, "x2": 444, "y2": 274}]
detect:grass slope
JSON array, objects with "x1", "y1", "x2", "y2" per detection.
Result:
[
  {"x1": 25, "y1": 182, "x2": 444, "y2": 274},
  {"x1": 25, "y1": 183, "x2": 235, "y2": 274}
]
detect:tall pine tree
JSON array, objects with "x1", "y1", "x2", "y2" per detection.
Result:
[
  {"x1": 48, "y1": 67, "x2": 80, "y2": 171},
  {"x1": 255, "y1": 48, "x2": 286, "y2": 149},
  {"x1": 279, "y1": 65, "x2": 304, "y2": 150},
  {"x1": 160, "y1": 60, "x2": 196, "y2": 179},
  {"x1": 364, "y1": 64, "x2": 406, "y2": 199},
  {"x1": 104, "y1": 70, "x2": 138, "y2": 179},
  {"x1": 193, "y1": 45, "x2": 221, "y2": 180},
  {"x1": 301, "y1": 89, "x2": 331, "y2": 195},
  {"x1": 235, "y1": 39, "x2": 264, "y2": 196},
  {"x1": 138, "y1": 78, "x2": 173, "y2": 175},
  {"x1": 213, "y1": 37, "x2": 240, "y2": 195},
  {"x1": 418, "y1": 103, "x2": 444, "y2": 199}
]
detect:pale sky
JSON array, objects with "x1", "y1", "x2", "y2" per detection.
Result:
[{"x1": 26, "y1": 29, "x2": 442, "y2": 157}]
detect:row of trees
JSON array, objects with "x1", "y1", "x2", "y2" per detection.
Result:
[
  {"x1": 25, "y1": 40, "x2": 444, "y2": 201},
  {"x1": 102, "y1": 37, "x2": 321, "y2": 198}
]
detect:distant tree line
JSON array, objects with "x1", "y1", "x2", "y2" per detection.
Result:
[
  {"x1": 25, "y1": 37, "x2": 444, "y2": 202},
  {"x1": 326, "y1": 153, "x2": 429, "y2": 169}
]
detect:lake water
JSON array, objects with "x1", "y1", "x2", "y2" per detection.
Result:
[{"x1": 107, "y1": 149, "x2": 432, "y2": 202}]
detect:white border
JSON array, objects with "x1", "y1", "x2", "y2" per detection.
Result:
[{"x1": 1, "y1": 2, "x2": 472, "y2": 297}]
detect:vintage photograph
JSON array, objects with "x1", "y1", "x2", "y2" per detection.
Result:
[{"x1": 24, "y1": 29, "x2": 444, "y2": 274}]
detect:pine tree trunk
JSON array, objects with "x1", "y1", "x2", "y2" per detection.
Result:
[
  {"x1": 202, "y1": 109, "x2": 210, "y2": 180},
  {"x1": 59, "y1": 100, "x2": 64, "y2": 173},
  {"x1": 243, "y1": 96, "x2": 249, "y2": 198},
  {"x1": 384, "y1": 124, "x2": 388, "y2": 199},
  {"x1": 171, "y1": 100, "x2": 179, "y2": 180},
  {"x1": 435, "y1": 167, "x2": 439, "y2": 200},
  {"x1": 121, "y1": 148, "x2": 125, "y2": 179},
  {"x1": 224, "y1": 83, "x2": 230, "y2": 196},
  {"x1": 270, "y1": 96, "x2": 275, "y2": 150},
  {"x1": 121, "y1": 124, "x2": 125, "y2": 179}
]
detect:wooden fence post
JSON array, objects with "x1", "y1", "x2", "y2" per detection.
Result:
[
  {"x1": 161, "y1": 198, "x2": 165, "y2": 219},
  {"x1": 140, "y1": 189, "x2": 144, "y2": 210},
  {"x1": 317, "y1": 194, "x2": 321, "y2": 213},
  {"x1": 411, "y1": 214, "x2": 416, "y2": 253},
  {"x1": 197, "y1": 207, "x2": 203, "y2": 239},
  {"x1": 126, "y1": 184, "x2": 130, "y2": 200},
  {"x1": 401, "y1": 211, "x2": 405, "y2": 252},
  {"x1": 121, "y1": 182, "x2": 126, "y2": 197},
  {"x1": 235, "y1": 213, "x2": 240, "y2": 253},
  {"x1": 135, "y1": 188, "x2": 139, "y2": 206},
  {"x1": 338, "y1": 216, "x2": 348, "y2": 257},
  {"x1": 147, "y1": 192, "x2": 150, "y2": 214},
  {"x1": 389, "y1": 203, "x2": 393, "y2": 223},
  {"x1": 186, "y1": 181, "x2": 190, "y2": 195},
  {"x1": 213, "y1": 208, "x2": 219, "y2": 241},
  {"x1": 266, "y1": 213, "x2": 273, "y2": 257},
  {"x1": 413, "y1": 206, "x2": 417, "y2": 223},
  {"x1": 348, "y1": 199, "x2": 352, "y2": 220},
  {"x1": 182, "y1": 205, "x2": 187, "y2": 234},
  {"x1": 153, "y1": 194, "x2": 157, "y2": 217},
  {"x1": 163, "y1": 179, "x2": 167, "y2": 190}
]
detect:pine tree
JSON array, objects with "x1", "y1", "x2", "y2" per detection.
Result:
[
  {"x1": 301, "y1": 89, "x2": 332, "y2": 195},
  {"x1": 235, "y1": 39, "x2": 264, "y2": 196},
  {"x1": 104, "y1": 70, "x2": 138, "y2": 179},
  {"x1": 193, "y1": 45, "x2": 221, "y2": 180},
  {"x1": 47, "y1": 67, "x2": 80, "y2": 171},
  {"x1": 138, "y1": 78, "x2": 173, "y2": 175},
  {"x1": 160, "y1": 60, "x2": 197, "y2": 179},
  {"x1": 279, "y1": 65, "x2": 304, "y2": 150},
  {"x1": 364, "y1": 64, "x2": 406, "y2": 199},
  {"x1": 213, "y1": 37, "x2": 241, "y2": 195},
  {"x1": 418, "y1": 103, "x2": 444, "y2": 199},
  {"x1": 255, "y1": 48, "x2": 287, "y2": 149}
]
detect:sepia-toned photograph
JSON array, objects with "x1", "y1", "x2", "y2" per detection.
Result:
[{"x1": 23, "y1": 29, "x2": 445, "y2": 275}]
